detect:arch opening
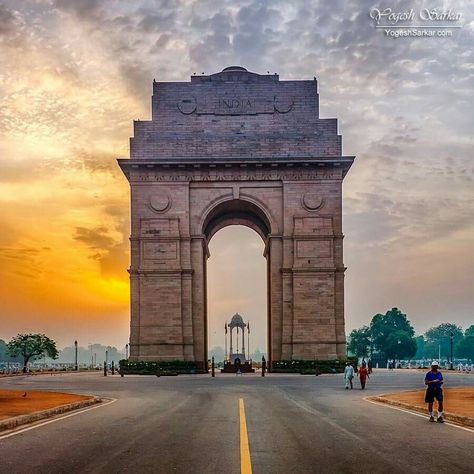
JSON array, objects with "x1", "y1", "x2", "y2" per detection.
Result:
[
  {"x1": 206, "y1": 224, "x2": 269, "y2": 369},
  {"x1": 203, "y1": 198, "x2": 272, "y2": 242}
]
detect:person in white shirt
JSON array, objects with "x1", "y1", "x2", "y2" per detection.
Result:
[{"x1": 344, "y1": 362, "x2": 355, "y2": 389}]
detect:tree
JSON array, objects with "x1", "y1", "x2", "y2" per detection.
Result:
[
  {"x1": 250, "y1": 348, "x2": 265, "y2": 361},
  {"x1": 464, "y1": 325, "x2": 474, "y2": 338},
  {"x1": 0, "y1": 339, "x2": 7, "y2": 362},
  {"x1": 7, "y1": 334, "x2": 59, "y2": 373},
  {"x1": 414, "y1": 335, "x2": 425, "y2": 360},
  {"x1": 384, "y1": 330, "x2": 417, "y2": 361},
  {"x1": 347, "y1": 326, "x2": 372, "y2": 358},
  {"x1": 369, "y1": 308, "x2": 415, "y2": 359},
  {"x1": 57, "y1": 344, "x2": 125, "y2": 365},
  {"x1": 208, "y1": 346, "x2": 225, "y2": 363},
  {"x1": 105, "y1": 346, "x2": 120, "y2": 363},
  {"x1": 456, "y1": 336, "x2": 474, "y2": 361},
  {"x1": 424, "y1": 323, "x2": 463, "y2": 359}
]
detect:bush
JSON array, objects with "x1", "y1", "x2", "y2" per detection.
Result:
[
  {"x1": 271, "y1": 358, "x2": 356, "y2": 374},
  {"x1": 119, "y1": 359, "x2": 199, "y2": 375}
]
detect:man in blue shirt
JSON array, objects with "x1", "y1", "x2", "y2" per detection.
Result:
[{"x1": 424, "y1": 360, "x2": 444, "y2": 423}]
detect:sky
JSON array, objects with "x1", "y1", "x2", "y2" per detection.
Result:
[{"x1": 0, "y1": 0, "x2": 473, "y2": 352}]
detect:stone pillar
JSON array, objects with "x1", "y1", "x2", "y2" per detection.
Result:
[
  {"x1": 281, "y1": 233, "x2": 295, "y2": 360},
  {"x1": 181, "y1": 270, "x2": 194, "y2": 360},
  {"x1": 268, "y1": 236, "x2": 284, "y2": 365},
  {"x1": 129, "y1": 272, "x2": 140, "y2": 360},
  {"x1": 191, "y1": 236, "x2": 206, "y2": 368},
  {"x1": 333, "y1": 181, "x2": 347, "y2": 358}
]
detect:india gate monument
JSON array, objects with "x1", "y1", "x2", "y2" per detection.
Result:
[{"x1": 118, "y1": 66, "x2": 354, "y2": 370}]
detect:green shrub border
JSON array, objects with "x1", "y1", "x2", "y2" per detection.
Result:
[
  {"x1": 119, "y1": 359, "x2": 200, "y2": 375},
  {"x1": 271, "y1": 357, "x2": 357, "y2": 374},
  {"x1": 119, "y1": 357, "x2": 357, "y2": 375}
]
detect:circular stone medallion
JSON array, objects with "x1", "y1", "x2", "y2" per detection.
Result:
[
  {"x1": 274, "y1": 96, "x2": 294, "y2": 113},
  {"x1": 177, "y1": 97, "x2": 196, "y2": 114},
  {"x1": 302, "y1": 193, "x2": 324, "y2": 212},
  {"x1": 149, "y1": 195, "x2": 171, "y2": 213}
]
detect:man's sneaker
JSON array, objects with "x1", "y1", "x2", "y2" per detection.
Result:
[
  {"x1": 437, "y1": 416, "x2": 444, "y2": 423},
  {"x1": 429, "y1": 416, "x2": 435, "y2": 422}
]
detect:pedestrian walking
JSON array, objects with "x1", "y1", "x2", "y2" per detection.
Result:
[
  {"x1": 425, "y1": 360, "x2": 444, "y2": 423},
  {"x1": 344, "y1": 362, "x2": 354, "y2": 389},
  {"x1": 367, "y1": 358, "x2": 373, "y2": 374},
  {"x1": 358, "y1": 363, "x2": 369, "y2": 389}
]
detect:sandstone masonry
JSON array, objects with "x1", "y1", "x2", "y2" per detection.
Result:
[{"x1": 118, "y1": 66, "x2": 354, "y2": 369}]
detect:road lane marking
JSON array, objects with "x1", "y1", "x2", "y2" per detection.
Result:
[
  {"x1": 365, "y1": 398, "x2": 474, "y2": 433},
  {"x1": 0, "y1": 398, "x2": 117, "y2": 440},
  {"x1": 239, "y1": 398, "x2": 252, "y2": 474}
]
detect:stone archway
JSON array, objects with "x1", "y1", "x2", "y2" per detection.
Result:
[
  {"x1": 118, "y1": 66, "x2": 354, "y2": 370},
  {"x1": 200, "y1": 198, "x2": 275, "y2": 366}
]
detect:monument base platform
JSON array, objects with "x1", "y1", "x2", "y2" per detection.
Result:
[{"x1": 221, "y1": 361, "x2": 255, "y2": 373}]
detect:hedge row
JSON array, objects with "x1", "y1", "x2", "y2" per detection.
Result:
[
  {"x1": 119, "y1": 360, "x2": 199, "y2": 375},
  {"x1": 271, "y1": 358, "x2": 357, "y2": 374},
  {"x1": 118, "y1": 358, "x2": 356, "y2": 375}
]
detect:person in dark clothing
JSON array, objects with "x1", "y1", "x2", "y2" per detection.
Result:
[
  {"x1": 358, "y1": 363, "x2": 369, "y2": 389},
  {"x1": 425, "y1": 361, "x2": 444, "y2": 423}
]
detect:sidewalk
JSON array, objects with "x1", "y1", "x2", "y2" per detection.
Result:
[
  {"x1": 0, "y1": 389, "x2": 100, "y2": 432},
  {"x1": 369, "y1": 387, "x2": 474, "y2": 428}
]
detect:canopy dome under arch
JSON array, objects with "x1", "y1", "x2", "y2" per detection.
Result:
[{"x1": 229, "y1": 313, "x2": 246, "y2": 329}]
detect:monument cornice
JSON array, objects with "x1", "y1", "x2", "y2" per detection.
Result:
[
  {"x1": 118, "y1": 157, "x2": 354, "y2": 182},
  {"x1": 119, "y1": 156, "x2": 354, "y2": 168}
]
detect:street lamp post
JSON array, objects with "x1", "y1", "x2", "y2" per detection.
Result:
[
  {"x1": 450, "y1": 332, "x2": 454, "y2": 370},
  {"x1": 396, "y1": 339, "x2": 401, "y2": 368},
  {"x1": 74, "y1": 340, "x2": 78, "y2": 371},
  {"x1": 125, "y1": 343, "x2": 129, "y2": 360}
]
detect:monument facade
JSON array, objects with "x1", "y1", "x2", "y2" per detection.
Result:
[{"x1": 118, "y1": 66, "x2": 354, "y2": 369}]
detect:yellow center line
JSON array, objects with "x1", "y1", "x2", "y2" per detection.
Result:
[{"x1": 239, "y1": 398, "x2": 252, "y2": 474}]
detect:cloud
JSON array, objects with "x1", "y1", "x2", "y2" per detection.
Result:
[
  {"x1": 74, "y1": 226, "x2": 117, "y2": 250},
  {"x1": 53, "y1": 0, "x2": 105, "y2": 21},
  {"x1": 0, "y1": 4, "x2": 16, "y2": 35},
  {"x1": 73, "y1": 217, "x2": 129, "y2": 279},
  {"x1": 1, "y1": 0, "x2": 473, "y2": 347}
]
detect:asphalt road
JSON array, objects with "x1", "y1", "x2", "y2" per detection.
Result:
[{"x1": 0, "y1": 370, "x2": 473, "y2": 474}]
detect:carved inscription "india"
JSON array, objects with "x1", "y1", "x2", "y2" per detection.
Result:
[
  {"x1": 197, "y1": 96, "x2": 274, "y2": 115},
  {"x1": 219, "y1": 98, "x2": 252, "y2": 110},
  {"x1": 178, "y1": 95, "x2": 295, "y2": 115}
]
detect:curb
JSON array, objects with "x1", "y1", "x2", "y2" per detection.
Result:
[
  {"x1": 0, "y1": 370, "x2": 99, "y2": 378},
  {"x1": 0, "y1": 397, "x2": 102, "y2": 432},
  {"x1": 368, "y1": 395, "x2": 474, "y2": 428}
]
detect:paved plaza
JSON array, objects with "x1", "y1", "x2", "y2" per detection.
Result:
[{"x1": 0, "y1": 370, "x2": 472, "y2": 473}]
